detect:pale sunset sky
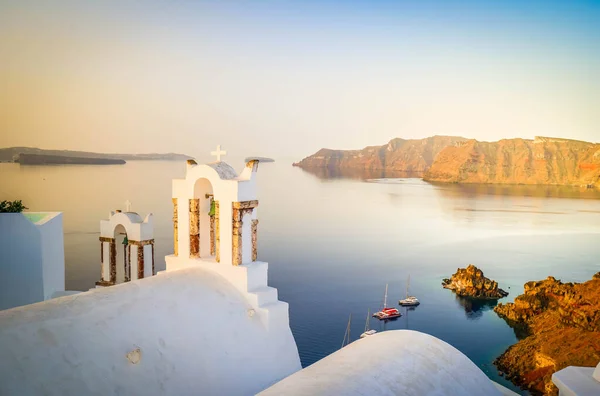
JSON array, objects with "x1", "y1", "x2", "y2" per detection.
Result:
[{"x1": 1, "y1": 0, "x2": 599, "y2": 159}]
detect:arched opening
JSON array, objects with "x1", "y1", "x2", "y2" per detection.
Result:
[
  {"x1": 241, "y1": 212, "x2": 252, "y2": 263},
  {"x1": 114, "y1": 224, "x2": 128, "y2": 283},
  {"x1": 192, "y1": 178, "x2": 216, "y2": 259}
]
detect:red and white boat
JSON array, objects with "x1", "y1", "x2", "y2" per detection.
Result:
[{"x1": 372, "y1": 284, "x2": 402, "y2": 320}]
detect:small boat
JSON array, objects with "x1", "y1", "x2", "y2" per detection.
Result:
[
  {"x1": 373, "y1": 284, "x2": 402, "y2": 320},
  {"x1": 360, "y1": 309, "x2": 377, "y2": 338},
  {"x1": 399, "y1": 275, "x2": 420, "y2": 306},
  {"x1": 341, "y1": 314, "x2": 352, "y2": 348},
  {"x1": 399, "y1": 296, "x2": 420, "y2": 306}
]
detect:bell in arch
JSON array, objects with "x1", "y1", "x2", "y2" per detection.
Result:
[{"x1": 209, "y1": 199, "x2": 216, "y2": 217}]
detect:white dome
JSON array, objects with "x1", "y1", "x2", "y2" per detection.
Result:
[
  {"x1": 0, "y1": 267, "x2": 300, "y2": 396},
  {"x1": 259, "y1": 330, "x2": 502, "y2": 396}
]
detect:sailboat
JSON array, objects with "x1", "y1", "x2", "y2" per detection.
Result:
[
  {"x1": 341, "y1": 314, "x2": 352, "y2": 348},
  {"x1": 373, "y1": 284, "x2": 402, "y2": 320},
  {"x1": 399, "y1": 275, "x2": 420, "y2": 306},
  {"x1": 360, "y1": 309, "x2": 377, "y2": 338}
]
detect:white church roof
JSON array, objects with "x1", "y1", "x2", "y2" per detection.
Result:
[
  {"x1": 120, "y1": 212, "x2": 143, "y2": 223},
  {"x1": 0, "y1": 267, "x2": 300, "y2": 396},
  {"x1": 206, "y1": 161, "x2": 238, "y2": 180},
  {"x1": 259, "y1": 330, "x2": 506, "y2": 396}
]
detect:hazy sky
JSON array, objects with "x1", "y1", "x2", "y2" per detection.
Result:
[{"x1": 1, "y1": 1, "x2": 599, "y2": 159}]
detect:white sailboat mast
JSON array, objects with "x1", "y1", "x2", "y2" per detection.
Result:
[
  {"x1": 384, "y1": 283, "x2": 388, "y2": 308},
  {"x1": 341, "y1": 314, "x2": 352, "y2": 348},
  {"x1": 348, "y1": 314, "x2": 351, "y2": 342},
  {"x1": 407, "y1": 275, "x2": 410, "y2": 298}
]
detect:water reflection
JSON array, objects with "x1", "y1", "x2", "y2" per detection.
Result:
[
  {"x1": 429, "y1": 182, "x2": 600, "y2": 200},
  {"x1": 403, "y1": 306, "x2": 418, "y2": 330},
  {"x1": 296, "y1": 166, "x2": 422, "y2": 181},
  {"x1": 454, "y1": 295, "x2": 498, "y2": 320},
  {"x1": 377, "y1": 316, "x2": 401, "y2": 332},
  {"x1": 425, "y1": 180, "x2": 600, "y2": 233},
  {"x1": 296, "y1": 166, "x2": 600, "y2": 201}
]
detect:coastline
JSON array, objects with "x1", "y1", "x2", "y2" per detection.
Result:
[
  {"x1": 16, "y1": 154, "x2": 126, "y2": 165},
  {"x1": 294, "y1": 164, "x2": 600, "y2": 196}
]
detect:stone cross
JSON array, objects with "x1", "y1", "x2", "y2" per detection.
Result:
[
  {"x1": 125, "y1": 200, "x2": 131, "y2": 212},
  {"x1": 211, "y1": 145, "x2": 227, "y2": 162}
]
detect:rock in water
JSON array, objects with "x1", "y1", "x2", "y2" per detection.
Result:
[
  {"x1": 442, "y1": 264, "x2": 508, "y2": 299},
  {"x1": 493, "y1": 275, "x2": 600, "y2": 395}
]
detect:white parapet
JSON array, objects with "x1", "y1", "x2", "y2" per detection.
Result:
[{"x1": 553, "y1": 362, "x2": 600, "y2": 396}]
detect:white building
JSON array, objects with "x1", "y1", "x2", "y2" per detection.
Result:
[
  {"x1": 0, "y1": 151, "x2": 596, "y2": 395},
  {"x1": 0, "y1": 154, "x2": 303, "y2": 395},
  {"x1": 0, "y1": 266, "x2": 301, "y2": 396},
  {"x1": 0, "y1": 211, "x2": 65, "y2": 310}
]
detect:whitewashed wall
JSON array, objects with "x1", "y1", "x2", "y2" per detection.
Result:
[
  {"x1": 0, "y1": 267, "x2": 301, "y2": 396},
  {"x1": 39, "y1": 213, "x2": 65, "y2": 300},
  {"x1": 0, "y1": 214, "x2": 44, "y2": 310},
  {"x1": 0, "y1": 212, "x2": 64, "y2": 310}
]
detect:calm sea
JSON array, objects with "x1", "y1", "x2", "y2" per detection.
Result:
[{"x1": 3, "y1": 160, "x2": 600, "y2": 395}]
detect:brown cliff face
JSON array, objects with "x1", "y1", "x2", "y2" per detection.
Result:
[
  {"x1": 295, "y1": 136, "x2": 600, "y2": 187},
  {"x1": 493, "y1": 275, "x2": 600, "y2": 395},
  {"x1": 293, "y1": 136, "x2": 468, "y2": 173},
  {"x1": 441, "y1": 264, "x2": 508, "y2": 299},
  {"x1": 424, "y1": 137, "x2": 600, "y2": 188}
]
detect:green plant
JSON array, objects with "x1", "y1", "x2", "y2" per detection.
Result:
[{"x1": 0, "y1": 200, "x2": 28, "y2": 213}]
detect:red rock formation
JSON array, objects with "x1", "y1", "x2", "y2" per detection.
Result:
[
  {"x1": 293, "y1": 136, "x2": 468, "y2": 173},
  {"x1": 295, "y1": 135, "x2": 600, "y2": 188},
  {"x1": 494, "y1": 274, "x2": 600, "y2": 395},
  {"x1": 424, "y1": 137, "x2": 600, "y2": 188},
  {"x1": 442, "y1": 264, "x2": 508, "y2": 299}
]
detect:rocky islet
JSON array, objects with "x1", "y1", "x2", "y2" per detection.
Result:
[{"x1": 441, "y1": 264, "x2": 509, "y2": 299}]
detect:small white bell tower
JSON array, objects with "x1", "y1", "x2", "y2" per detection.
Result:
[{"x1": 96, "y1": 207, "x2": 155, "y2": 287}]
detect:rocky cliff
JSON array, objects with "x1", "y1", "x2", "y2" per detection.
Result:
[
  {"x1": 293, "y1": 136, "x2": 468, "y2": 173},
  {"x1": 493, "y1": 273, "x2": 600, "y2": 395},
  {"x1": 294, "y1": 136, "x2": 600, "y2": 187},
  {"x1": 424, "y1": 137, "x2": 600, "y2": 188},
  {"x1": 442, "y1": 264, "x2": 508, "y2": 299}
]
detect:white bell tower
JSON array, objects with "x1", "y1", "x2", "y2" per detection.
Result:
[{"x1": 164, "y1": 149, "x2": 283, "y2": 329}]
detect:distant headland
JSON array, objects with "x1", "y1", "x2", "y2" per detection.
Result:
[
  {"x1": 15, "y1": 154, "x2": 125, "y2": 165},
  {"x1": 293, "y1": 136, "x2": 600, "y2": 189},
  {"x1": 0, "y1": 147, "x2": 192, "y2": 165}
]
